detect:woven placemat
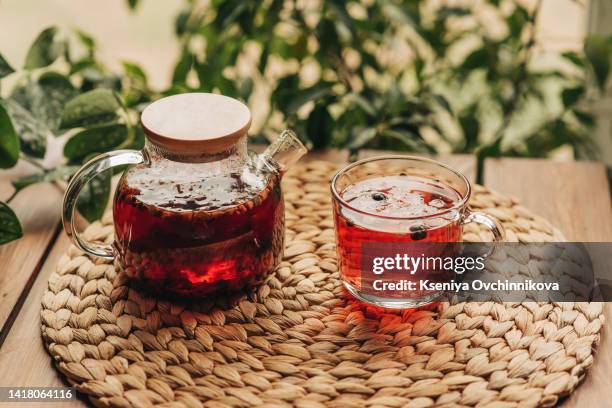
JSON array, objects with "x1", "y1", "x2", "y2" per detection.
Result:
[{"x1": 42, "y1": 160, "x2": 604, "y2": 408}]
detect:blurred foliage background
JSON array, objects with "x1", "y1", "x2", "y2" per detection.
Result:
[{"x1": 0, "y1": 0, "x2": 609, "y2": 244}]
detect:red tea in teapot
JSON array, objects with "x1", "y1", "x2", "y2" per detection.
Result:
[{"x1": 113, "y1": 170, "x2": 284, "y2": 297}]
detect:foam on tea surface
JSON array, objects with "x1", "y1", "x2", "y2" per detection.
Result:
[
  {"x1": 124, "y1": 162, "x2": 267, "y2": 212},
  {"x1": 341, "y1": 176, "x2": 460, "y2": 218}
]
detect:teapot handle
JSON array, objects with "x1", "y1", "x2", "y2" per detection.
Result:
[{"x1": 62, "y1": 150, "x2": 145, "y2": 259}]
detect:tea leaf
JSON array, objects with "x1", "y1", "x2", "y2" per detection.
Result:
[
  {"x1": 76, "y1": 161, "x2": 111, "y2": 222},
  {"x1": 0, "y1": 103, "x2": 20, "y2": 169},
  {"x1": 2, "y1": 99, "x2": 49, "y2": 158},
  {"x1": 0, "y1": 202, "x2": 22, "y2": 245},
  {"x1": 60, "y1": 88, "x2": 120, "y2": 129},
  {"x1": 12, "y1": 165, "x2": 79, "y2": 192},
  {"x1": 24, "y1": 26, "x2": 63, "y2": 70},
  {"x1": 0, "y1": 53, "x2": 15, "y2": 79},
  {"x1": 64, "y1": 124, "x2": 128, "y2": 161}
]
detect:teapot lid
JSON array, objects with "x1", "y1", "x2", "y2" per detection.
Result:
[{"x1": 141, "y1": 93, "x2": 251, "y2": 155}]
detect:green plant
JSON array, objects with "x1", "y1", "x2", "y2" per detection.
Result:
[
  {"x1": 0, "y1": 0, "x2": 610, "y2": 245},
  {"x1": 0, "y1": 26, "x2": 147, "y2": 243},
  {"x1": 167, "y1": 0, "x2": 609, "y2": 172}
]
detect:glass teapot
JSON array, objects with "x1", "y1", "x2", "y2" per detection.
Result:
[{"x1": 62, "y1": 93, "x2": 307, "y2": 297}]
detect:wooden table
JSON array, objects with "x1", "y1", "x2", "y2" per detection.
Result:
[{"x1": 0, "y1": 151, "x2": 610, "y2": 407}]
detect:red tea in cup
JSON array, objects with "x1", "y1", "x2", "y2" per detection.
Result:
[{"x1": 331, "y1": 156, "x2": 504, "y2": 308}]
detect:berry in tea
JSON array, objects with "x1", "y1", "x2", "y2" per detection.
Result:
[
  {"x1": 333, "y1": 176, "x2": 462, "y2": 301},
  {"x1": 113, "y1": 167, "x2": 284, "y2": 297}
]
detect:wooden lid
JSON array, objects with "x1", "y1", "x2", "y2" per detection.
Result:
[{"x1": 141, "y1": 93, "x2": 251, "y2": 155}]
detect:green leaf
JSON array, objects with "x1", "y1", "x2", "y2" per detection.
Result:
[
  {"x1": 69, "y1": 57, "x2": 97, "y2": 75},
  {"x1": 585, "y1": 35, "x2": 612, "y2": 91},
  {"x1": 285, "y1": 83, "x2": 333, "y2": 117},
  {"x1": 437, "y1": 7, "x2": 470, "y2": 19},
  {"x1": 64, "y1": 124, "x2": 128, "y2": 161},
  {"x1": 2, "y1": 99, "x2": 49, "y2": 158},
  {"x1": 431, "y1": 93, "x2": 452, "y2": 114},
  {"x1": 24, "y1": 27, "x2": 63, "y2": 69},
  {"x1": 0, "y1": 103, "x2": 20, "y2": 168},
  {"x1": 461, "y1": 47, "x2": 488, "y2": 71},
  {"x1": 573, "y1": 109, "x2": 595, "y2": 127},
  {"x1": 76, "y1": 150, "x2": 113, "y2": 221},
  {"x1": 458, "y1": 105, "x2": 480, "y2": 152},
  {"x1": 172, "y1": 50, "x2": 194, "y2": 85},
  {"x1": 122, "y1": 61, "x2": 150, "y2": 106},
  {"x1": 175, "y1": 9, "x2": 191, "y2": 37},
  {"x1": 127, "y1": 0, "x2": 140, "y2": 11},
  {"x1": 122, "y1": 61, "x2": 148, "y2": 83},
  {"x1": 381, "y1": 129, "x2": 435, "y2": 153},
  {"x1": 12, "y1": 165, "x2": 79, "y2": 192},
  {"x1": 12, "y1": 73, "x2": 78, "y2": 132},
  {"x1": 348, "y1": 127, "x2": 377, "y2": 150},
  {"x1": 561, "y1": 86, "x2": 584, "y2": 107},
  {"x1": 381, "y1": 2, "x2": 417, "y2": 28},
  {"x1": 271, "y1": 74, "x2": 300, "y2": 110},
  {"x1": 75, "y1": 29, "x2": 96, "y2": 53},
  {"x1": 306, "y1": 103, "x2": 333, "y2": 149},
  {"x1": 60, "y1": 88, "x2": 120, "y2": 129},
  {"x1": 506, "y1": 5, "x2": 529, "y2": 39},
  {"x1": 81, "y1": 70, "x2": 122, "y2": 93},
  {"x1": 0, "y1": 202, "x2": 22, "y2": 245},
  {"x1": 561, "y1": 51, "x2": 585, "y2": 68},
  {"x1": 344, "y1": 93, "x2": 377, "y2": 117},
  {"x1": 239, "y1": 77, "x2": 254, "y2": 101},
  {"x1": 77, "y1": 165, "x2": 111, "y2": 222},
  {"x1": 0, "y1": 53, "x2": 15, "y2": 79}
]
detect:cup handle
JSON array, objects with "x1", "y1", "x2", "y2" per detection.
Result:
[
  {"x1": 462, "y1": 209, "x2": 506, "y2": 242},
  {"x1": 62, "y1": 150, "x2": 145, "y2": 259}
]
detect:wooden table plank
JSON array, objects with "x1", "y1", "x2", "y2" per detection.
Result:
[
  {"x1": 483, "y1": 157, "x2": 612, "y2": 408},
  {"x1": 0, "y1": 162, "x2": 63, "y2": 341},
  {"x1": 483, "y1": 158, "x2": 612, "y2": 241},
  {"x1": 0, "y1": 234, "x2": 85, "y2": 407}
]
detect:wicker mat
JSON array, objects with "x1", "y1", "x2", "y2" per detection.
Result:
[{"x1": 42, "y1": 160, "x2": 604, "y2": 408}]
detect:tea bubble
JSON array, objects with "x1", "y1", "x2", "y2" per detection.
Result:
[{"x1": 429, "y1": 198, "x2": 446, "y2": 208}]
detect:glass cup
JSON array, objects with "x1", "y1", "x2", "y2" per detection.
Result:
[{"x1": 330, "y1": 155, "x2": 505, "y2": 308}]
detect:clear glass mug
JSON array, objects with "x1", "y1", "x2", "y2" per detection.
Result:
[
  {"x1": 331, "y1": 155, "x2": 505, "y2": 308},
  {"x1": 62, "y1": 93, "x2": 306, "y2": 298}
]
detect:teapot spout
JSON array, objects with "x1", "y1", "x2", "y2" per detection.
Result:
[{"x1": 259, "y1": 130, "x2": 308, "y2": 174}]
